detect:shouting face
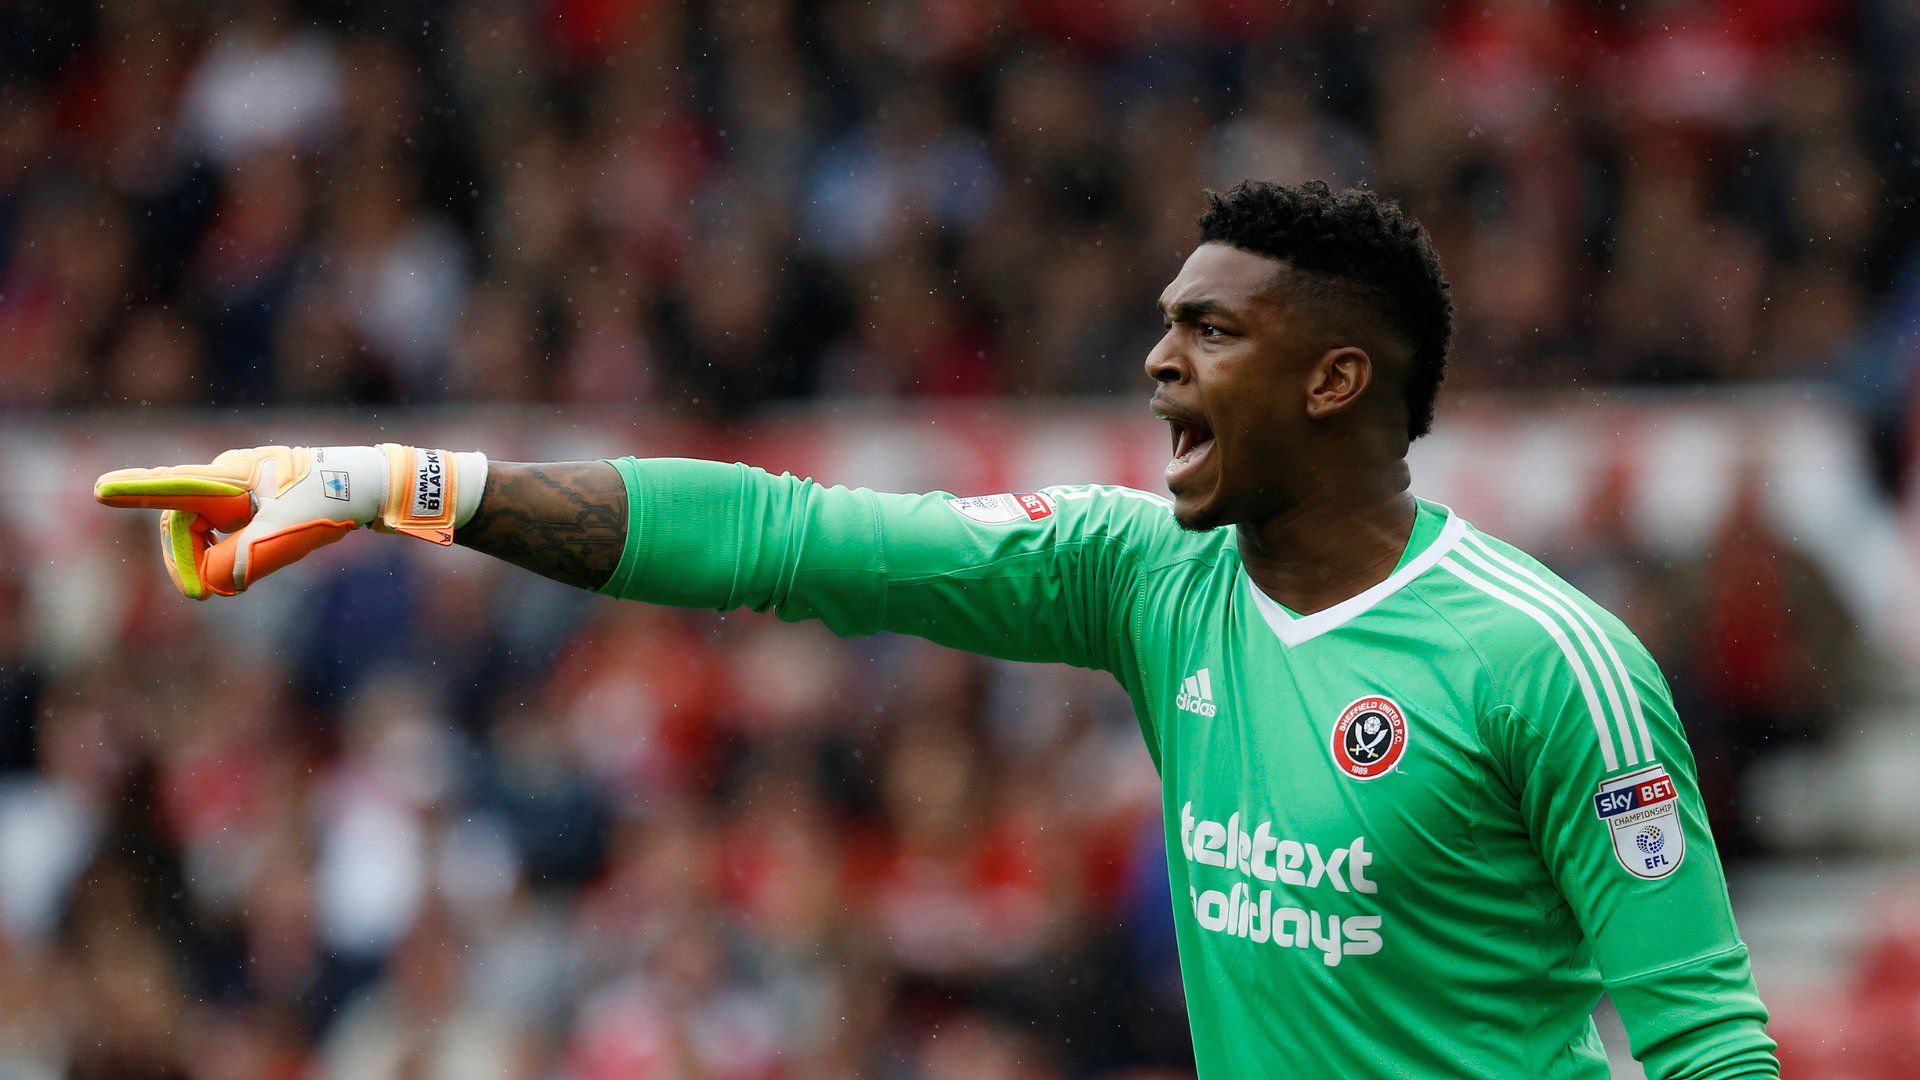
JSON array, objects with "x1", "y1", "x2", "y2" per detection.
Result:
[{"x1": 1147, "y1": 242, "x2": 1380, "y2": 532}]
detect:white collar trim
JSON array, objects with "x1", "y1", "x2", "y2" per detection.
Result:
[{"x1": 1243, "y1": 507, "x2": 1468, "y2": 648}]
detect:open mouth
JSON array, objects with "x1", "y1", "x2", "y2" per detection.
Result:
[
  {"x1": 1170, "y1": 417, "x2": 1214, "y2": 462},
  {"x1": 1162, "y1": 414, "x2": 1216, "y2": 484}
]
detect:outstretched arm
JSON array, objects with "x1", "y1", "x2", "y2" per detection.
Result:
[
  {"x1": 93, "y1": 446, "x2": 1162, "y2": 683},
  {"x1": 455, "y1": 461, "x2": 627, "y2": 591},
  {"x1": 590, "y1": 457, "x2": 1162, "y2": 679}
]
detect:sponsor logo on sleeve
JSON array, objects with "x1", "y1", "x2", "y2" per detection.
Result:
[
  {"x1": 945, "y1": 491, "x2": 1055, "y2": 525},
  {"x1": 1329, "y1": 696, "x2": 1408, "y2": 781},
  {"x1": 1593, "y1": 764, "x2": 1685, "y2": 878}
]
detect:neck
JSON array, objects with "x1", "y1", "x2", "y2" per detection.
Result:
[{"x1": 1236, "y1": 465, "x2": 1418, "y2": 617}]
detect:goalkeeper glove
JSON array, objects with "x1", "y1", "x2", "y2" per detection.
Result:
[{"x1": 93, "y1": 444, "x2": 488, "y2": 600}]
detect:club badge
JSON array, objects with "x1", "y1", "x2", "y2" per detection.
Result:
[
  {"x1": 1330, "y1": 696, "x2": 1408, "y2": 781},
  {"x1": 1592, "y1": 764, "x2": 1685, "y2": 879}
]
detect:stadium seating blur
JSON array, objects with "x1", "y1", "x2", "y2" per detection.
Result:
[{"x1": 3, "y1": 1, "x2": 1919, "y2": 1076}]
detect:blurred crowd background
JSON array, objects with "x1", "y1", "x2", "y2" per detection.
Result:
[
  {"x1": 6, "y1": 0, "x2": 1920, "y2": 468},
  {"x1": 4, "y1": 0, "x2": 1920, "y2": 1076}
]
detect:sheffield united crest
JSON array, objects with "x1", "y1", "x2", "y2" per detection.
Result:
[{"x1": 1331, "y1": 696, "x2": 1409, "y2": 781}]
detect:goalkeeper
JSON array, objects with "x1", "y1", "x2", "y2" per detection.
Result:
[{"x1": 95, "y1": 181, "x2": 1776, "y2": 1078}]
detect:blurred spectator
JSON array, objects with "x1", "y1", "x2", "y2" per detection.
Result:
[
  {"x1": 1677, "y1": 472, "x2": 1861, "y2": 852},
  {"x1": 178, "y1": 3, "x2": 341, "y2": 168}
]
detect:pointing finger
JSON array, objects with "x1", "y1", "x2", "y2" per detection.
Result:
[{"x1": 100, "y1": 468, "x2": 256, "y2": 532}]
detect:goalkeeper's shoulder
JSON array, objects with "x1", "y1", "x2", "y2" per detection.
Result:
[{"x1": 1035, "y1": 482, "x2": 1225, "y2": 569}]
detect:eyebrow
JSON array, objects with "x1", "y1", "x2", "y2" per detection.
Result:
[{"x1": 1157, "y1": 298, "x2": 1236, "y2": 322}]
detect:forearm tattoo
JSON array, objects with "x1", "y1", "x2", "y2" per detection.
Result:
[{"x1": 456, "y1": 461, "x2": 628, "y2": 591}]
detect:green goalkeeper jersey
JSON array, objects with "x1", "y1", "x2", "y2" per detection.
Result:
[{"x1": 598, "y1": 458, "x2": 1777, "y2": 1079}]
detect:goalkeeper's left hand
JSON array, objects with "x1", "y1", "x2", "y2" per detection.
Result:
[{"x1": 94, "y1": 444, "x2": 487, "y2": 600}]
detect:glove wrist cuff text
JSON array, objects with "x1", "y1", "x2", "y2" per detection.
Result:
[{"x1": 374, "y1": 445, "x2": 489, "y2": 546}]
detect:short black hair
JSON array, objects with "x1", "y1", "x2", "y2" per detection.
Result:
[{"x1": 1196, "y1": 179, "x2": 1453, "y2": 441}]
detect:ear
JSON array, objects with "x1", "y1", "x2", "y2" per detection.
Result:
[{"x1": 1304, "y1": 346, "x2": 1372, "y2": 420}]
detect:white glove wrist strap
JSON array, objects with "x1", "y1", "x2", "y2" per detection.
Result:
[
  {"x1": 373, "y1": 444, "x2": 489, "y2": 546},
  {"x1": 451, "y1": 451, "x2": 488, "y2": 527}
]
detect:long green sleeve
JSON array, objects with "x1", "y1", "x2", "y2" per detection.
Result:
[
  {"x1": 596, "y1": 457, "x2": 1160, "y2": 677},
  {"x1": 1466, "y1": 538, "x2": 1778, "y2": 1079}
]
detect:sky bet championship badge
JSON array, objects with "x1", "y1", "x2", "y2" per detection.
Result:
[
  {"x1": 945, "y1": 492, "x2": 1056, "y2": 525},
  {"x1": 1593, "y1": 764, "x2": 1685, "y2": 879},
  {"x1": 1330, "y1": 696, "x2": 1408, "y2": 781}
]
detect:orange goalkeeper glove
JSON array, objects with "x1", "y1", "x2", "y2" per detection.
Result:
[{"x1": 93, "y1": 444, "x2": 488, "y2": 600}]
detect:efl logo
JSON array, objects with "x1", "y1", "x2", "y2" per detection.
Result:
[
  {"x1": 1593, "y1": 765, "x2": 1685, "y2": 879},
  {"x1": 1329, "y1": 696, "x2": 1408, "y2": 781},
  {"x1": 411, "y1": 449, "x2": 445, "y2": 518}
]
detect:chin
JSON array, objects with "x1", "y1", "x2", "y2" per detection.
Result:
[{"x1": 1171, "y1": 496, "x2": 1229, "y2": 533}]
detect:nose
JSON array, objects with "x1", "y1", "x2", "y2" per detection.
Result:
[{"x1": 1145, "y1": 328, "x2": 1188, "y2": 384}]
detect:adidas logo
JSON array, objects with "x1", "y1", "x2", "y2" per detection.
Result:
[{"x1": 1176, "y1": 668, "x2": 1218, "y2": 717}]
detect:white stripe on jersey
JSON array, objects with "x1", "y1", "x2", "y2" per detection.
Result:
[
  {"x1": 1456, "y1": 534, "x2": 1640, "y2": 767},
  {"x1": 1044, "y1": 484, "x2": 1174, "y2": 511},
  {"x1": 1439, "y1": 555, "x2": 1621, "y2": 772},
  {"x1": 1461, "y1": 532, "x2": 1656, "y2": 762}
]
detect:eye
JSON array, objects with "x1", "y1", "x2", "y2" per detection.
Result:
[{"x1": 1198, "y1": 322, "x2": 1224, "y2": 339}]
